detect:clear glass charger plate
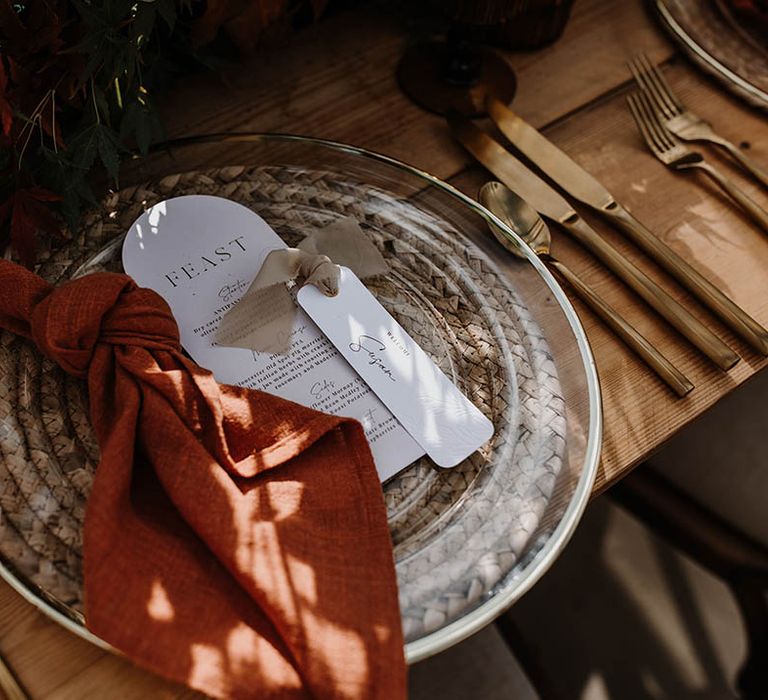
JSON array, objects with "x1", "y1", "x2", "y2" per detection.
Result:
[{"x1": 0, "y1": 134, "x2": 601, "y2": 663}]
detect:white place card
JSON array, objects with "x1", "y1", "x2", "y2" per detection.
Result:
[
  {"x1": 298, "y1": 267, "x2": 495, "y2": 467},
  {"x1": 121, "y1": 195, "x2": 424, "y2": 482}
]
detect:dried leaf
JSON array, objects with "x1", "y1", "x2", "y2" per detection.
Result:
[
  {"x1": 309, "y1": 0, "x2": 329, "y2": 18},
  {"x1": 190, "y1": 0, "x2": 250, "y2": 47},
  {"x1": 223, "y1": 0, "x2": 290, "y2": 55},
  {"x1": 191, "y1": 0, "x2": 299, "y2": 53},
  {"x1": 0, "y1": 187, "x2": 63, "y2": 266},
  {"x1": 0, "y1": 60, "x2": 13, "y2": 136}
]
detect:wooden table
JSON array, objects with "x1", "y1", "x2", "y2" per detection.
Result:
[{"x1": 1, "y1": 0, "x2": 767, "y2": 696}]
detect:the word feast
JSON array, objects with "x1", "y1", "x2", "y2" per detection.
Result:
[{"x1": 164, "y1": 236, "x2": 247, "y2": 288}]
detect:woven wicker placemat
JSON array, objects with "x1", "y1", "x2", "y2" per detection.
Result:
[{"x1": 0, "y1": 164, "x2": 566, "y2": 645}]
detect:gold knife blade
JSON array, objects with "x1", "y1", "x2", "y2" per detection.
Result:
[
  {"x1": 486, "y1": 95, "x2": 768, "y2": 356},
  {"x1": 449, "y1": 114, "x2": 739, "y2": 370},
  {"x1": 487, "y1": 95, "x2": 614, "y2": 209},
  {"x1": 449, "y1": 114, "x2": 578, "y2": 222}
]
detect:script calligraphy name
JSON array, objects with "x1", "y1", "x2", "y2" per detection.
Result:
[{"x1": 348, "y1": 335, "x2": 396, "y2": 382}]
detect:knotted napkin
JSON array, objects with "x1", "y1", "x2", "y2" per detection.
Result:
[{"x1": 0, "y1": 259, "x2": 405, "y2": 699}]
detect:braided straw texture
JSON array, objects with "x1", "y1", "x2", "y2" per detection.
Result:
[{"x1": 0, "y1": 164, "x2": 567, "y2": 644}]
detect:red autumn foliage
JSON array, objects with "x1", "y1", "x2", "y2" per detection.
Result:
[
  {"x1": 0, "y1": 186, "x2": 63, "y2": 267},
  {"x1": 191, "y1": 0, "x2": 328, "y2": 55},
  {"x1": 0, "y1": 62, "x2": 13, "y2": 137},
  {"x1": 0, "y1": 0, "x2": 330, "y2": 267}
]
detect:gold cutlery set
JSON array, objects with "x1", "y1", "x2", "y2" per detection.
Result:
[
  {"x1": 451, "y1": 55, "x2": 768, "y2": 397},
  {"x1": 478, "y1": 181, "x2": 695, "y2": 397}
]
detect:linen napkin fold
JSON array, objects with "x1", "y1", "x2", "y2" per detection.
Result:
[{"x1": 0, "y1": 259, "x2": 405, "y2": 700}]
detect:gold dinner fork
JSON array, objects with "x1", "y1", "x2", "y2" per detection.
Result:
[
  {"x1": 628, "y1": 53, "x2": 768, "y2": 190},
  {"x1": 627, "y1": 90, "x2": 768, "y2": 234}
]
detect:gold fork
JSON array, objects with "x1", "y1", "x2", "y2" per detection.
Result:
[
  {"x1": 627, "y1": 90, "x2": 768, "y2": 234},
  {"x1": 628, "y1": 53, "x2": 768, "y2": 190}
]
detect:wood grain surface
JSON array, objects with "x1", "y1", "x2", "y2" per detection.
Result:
[{"x1": 2, "y1": 0, "x2": 767, "y2": 696}]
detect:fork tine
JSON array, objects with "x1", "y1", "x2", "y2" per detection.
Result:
[
  {"x1": 627, "y1": 93, "x2": 664, "y2": 157},
  {"x1": 628, "y1": 54, "x2": 676, "y2": 121},
  {"x1": 639, "y1": 53, "x2": 683, "y2": 116},
  {"x1": 635, "y1": 90, "x2": 677, "y2": 152},
  {"x1": 630, "y1": 91, "x2": 666, "y2": 152}
]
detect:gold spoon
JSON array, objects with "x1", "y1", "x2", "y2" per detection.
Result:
[{"x1": 479, "y1": 181, "x2": 693, "y2": 398}]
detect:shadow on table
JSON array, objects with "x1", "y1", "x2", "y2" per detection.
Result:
[{"x1": 503, "y1": 498, "x2": 742, "y2": 700}]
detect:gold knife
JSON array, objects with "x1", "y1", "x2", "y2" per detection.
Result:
[
  {"x1": 449, "y1": 114, "x2": 739, "y2": 370},
  {"x1": 486, "y1": 95, "x2": 768, "y2": 356},
  {"x1": 480, "y1": 181, "x2": 694, "y2": 397}
]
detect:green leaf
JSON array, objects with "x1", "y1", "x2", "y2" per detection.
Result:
[
  {"x1": 131, "y1": 2, "x2": 157, "y2": 45},
  {"x1": 157, "y1": 0, "x2": 177, "y2": 30},
  {"x1": 119, "y1": 99, "x2": 164, "y2": 155},
  {"x1": 75, "y1": 176, "x2": 97, "y2": 205},
  {"x1": 61, "y1": 177, "x2": 97, "y2": 232},
  {"x1": 68, "y1": 126, "x2": 99, "y2": 175},
  {"x1": 37, "y1": 143, "x2": 100, "y2": 234},
  {"x1": 93, "y1": 85, "x2": 111, "y2": 125},
  {"x1": 96, "y1": 126, "x2": 121, "y2": 182},
  {"x1": 68, "y1": 123, "x2": 124, "y2": 183}
]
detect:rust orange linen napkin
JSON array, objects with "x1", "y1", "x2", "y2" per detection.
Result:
[{"x1": 0, "y1": 260, "x2": 405, "y2": 700}]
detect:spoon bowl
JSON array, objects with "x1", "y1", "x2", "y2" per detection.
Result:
[
  {"x1": 479, "y1": 181, "x2": 551, "y2": 257},
  {"x1": 477, "y1": 180, "x2": 694, "y2": 398}
]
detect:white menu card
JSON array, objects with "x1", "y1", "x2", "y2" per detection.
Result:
[{"x1": 121, "y1": 195, "x2": 425, "y2": 481}]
